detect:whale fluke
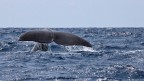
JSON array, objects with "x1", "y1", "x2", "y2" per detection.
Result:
[{"x1": 19, "y1": 30, "x2": 92, "y2": 48}]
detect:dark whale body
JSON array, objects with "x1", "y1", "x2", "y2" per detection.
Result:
[
  {"x1": 19, "y1": 30, "x2": 92, "y2": 48},
  {"x1": 19, "y1": 30, "x2": 92, "y2": 51}
]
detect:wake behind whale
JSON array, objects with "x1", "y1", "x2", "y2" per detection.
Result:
[{"x1": 19, "y1": 30, "x2": 92, "y2": 51}]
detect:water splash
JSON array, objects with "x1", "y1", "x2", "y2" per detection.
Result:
[
  {"x1": 31, "y1": 43, "x2": 48, "y2": 52},
  {"x1": 65, "y1": 45, "x2": 96, "y2": 52}
]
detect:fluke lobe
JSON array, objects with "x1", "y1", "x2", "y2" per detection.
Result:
[{"x1": 19, "y1": 30, "x2": 92, "y2": 47}]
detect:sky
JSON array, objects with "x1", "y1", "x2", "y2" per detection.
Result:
[{"x1": 0, "y1": 0, "x2": 144, "y2": 28}]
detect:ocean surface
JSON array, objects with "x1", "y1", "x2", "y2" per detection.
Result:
[{"x1": 1, "y1": 28, "x2": 144, "y2": 81}]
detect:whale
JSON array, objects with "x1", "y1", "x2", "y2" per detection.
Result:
[{"x1": 19, "y1": 30, "x2": 92, "y2": 51}]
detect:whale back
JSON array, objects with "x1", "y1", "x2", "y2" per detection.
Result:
[
  {"x1": 19, "y1": 30, "x2": 53, "y2": 43},
  {"x1": 53, "y1": 32, "x2": 92, "y2": 47}
]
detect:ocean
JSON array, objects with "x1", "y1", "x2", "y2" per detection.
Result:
[{"x1": 0, "y1": 28, "x2": 144, "y2": 81}]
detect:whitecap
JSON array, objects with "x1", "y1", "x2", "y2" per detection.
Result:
[{"x1": 65, "y1": 46, "x2": 96, "y2": 52}]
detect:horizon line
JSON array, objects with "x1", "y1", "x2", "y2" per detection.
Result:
[{"x1": 0, "y1": 26, "x2": 144, "y2": 28}]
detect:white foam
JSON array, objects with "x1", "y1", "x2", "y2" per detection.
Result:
[
  {"x1": 124, "y1": 50, "x2": 144, "y2": 54},
  {"x1": 65, "y1": 46, "x2": 96, "y2": 52},
  {"x1": 96, "y1": 77, "x2": 107, "y2": 81}
]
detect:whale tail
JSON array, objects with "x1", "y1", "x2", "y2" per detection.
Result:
[{"x1": 19, "y1": 30, "x2": 92, "y2": 49}]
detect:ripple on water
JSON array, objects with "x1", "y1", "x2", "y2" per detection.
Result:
[{"x1": 1, "y1": 28, "x2": 144, "y2": 80}]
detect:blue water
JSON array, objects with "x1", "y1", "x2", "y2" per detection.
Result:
[{"x1": 1, "y1": 28, "x2": 144, "y2": 81}]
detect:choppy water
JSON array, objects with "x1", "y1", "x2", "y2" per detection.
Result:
[{"x1": 1, "y1": 28, "x2": 144, "y2": 81}]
